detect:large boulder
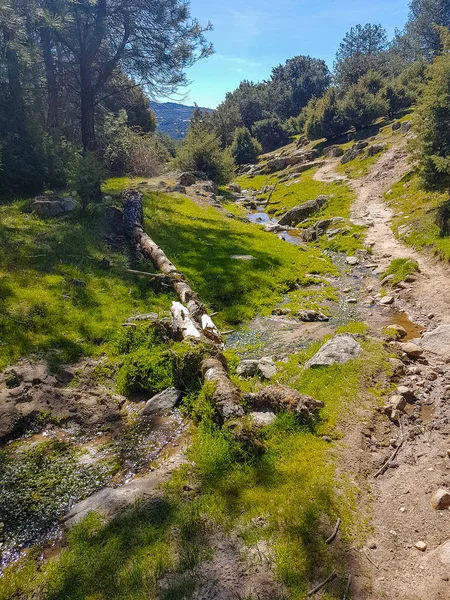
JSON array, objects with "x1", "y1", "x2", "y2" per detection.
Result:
[
  {"x1": 418, "y1": 325, "x2": 450, "y2": 359},
  {"x1": 341, "y1": 147, "x2": 363, "y2": 165},
  {"x1": 305, "y1": 334, "x2": 362, "y2": 368},
  {"x1": 140, "y1": 388, "x2": 182, "y2": 416},
  {"x1": 278, "y1": 195, "x2": 329, "y2": 227},
  {"x1": 178, "y1": 172, "x2": 197, "y2": 186},
  {"x1": 366, "y1": 143, "x2": 387, "y2": 157},
  {"x1": 31, "y1": 196, "x2": 78, "y2": 218},
  {"x1": 262, "y1": 158, "x2": 287, "y2": 174}
]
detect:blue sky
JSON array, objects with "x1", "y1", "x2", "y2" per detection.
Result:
[{"x1": 172, "y1": 0, "x2": 410, "y2": 108}]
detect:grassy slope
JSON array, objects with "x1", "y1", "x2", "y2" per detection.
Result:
[
  {"x1": 0, "y1": 201, "x2": 174, "y2": 370},
  {"x1": 386, "y1": 173, "x2": 450, "y2": 261},
  {"x1": 105, "y1": 181, "x2": 337, "y2": 325},
  {"x1": 1, "y1": 330, "x2": 392, "y2": 600}
]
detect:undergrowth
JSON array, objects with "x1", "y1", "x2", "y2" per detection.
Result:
[{"x1": 380, "y1": 258, "x2": 419, "y2": 286}]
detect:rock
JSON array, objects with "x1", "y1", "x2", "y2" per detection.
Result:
[
  {"x1": 296, "y1": 309, "x2": 329, "y2": 322},
  {"x1": 346, "y1": 298, "x2": 358, "y2": 303},
  {"x1": 31, "y1": 196, "x2": 78, "y2": 218},
  {"x1": 249, "y1": 411, "x2": 277, "y2": 427},
  {"x1": 385, "y1": 324, "x2": 408, "y2": 340},
  {"x1": 228, "y1": 183, "x2": 241, "y2": 193},
  {"x1": 231, "y1": 254, "x2": 254, "y2": 261},
  {"x1": 381, "y1": 274, "x2": 395, "y2": 286},
  {"x1": 263, "y1": 157, "x2": 287, "y2": 173},
  {"x1": 236, "y1": 360, "x2": 259, "y2": 378},
  {"x1": 305, "y1": 334, "x2": 362, "y2": 369},
  {"x1": 380, "y1": 296, "x2": 394, "y2": 305},
  {"x1": 140, "y1": 388, "x2": 182, "y2": 416},
  {"x1": 278, "y1": 196, "x2": 329, "y2": 227},
  {"x1": 415, "y1": 541, "x2": 427, "y2": 552},
  {"x1": 397, "y1": 385, "x2": 416, "y2": 401},
  {"x1": 330, "y1": 147, "x2": 344, "y2": 157},
  {"x1": 245, "y1": 385, "x2": 324, "y2": 419},
  {"x1": 430, "y1": 489, "x2": 450, "y2": 510},
  {"x1": 170, "y1": 184, "x2": 186, "y2": 193},
  {"x1": 366, "y1": 143, "x2": 387, "y2": 157},
  {"x1": 392, "y1": 121, "x2": 401, "y2": 131},
  {"x1": 302, "y1": 217, "x2": 344, "y2": 241},
  {"x1": 399, "y1": 341, "x2": 424, "y2": 358},
  {"x1": 178, "y1": 172, "x2": 198, "y2": 186},
  {"x1": 389, "y1": 394, "x2": 407, "y2": 411},
  {"x1": 346, "y1": 256, "x2": 359, "y2": 266},
  {"x1": 419, "y1": 325, "x2": 450, "y2": 359},
  {"x1": 257, "y1": 357, "x2": 277, "y2": 380},
  {"x1": 341, "y1": 147, "x2": 363, "y2": 165},
  {"x1": 401, "y1": 121, "x2": 412, "y2": 134}
]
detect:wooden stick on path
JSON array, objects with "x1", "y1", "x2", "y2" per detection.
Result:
[{"x1": 306, "y1": 570, "x2": 337, "y2": 597}]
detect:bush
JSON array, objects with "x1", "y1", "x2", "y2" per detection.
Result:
[
  {"x1": 101, "y1": 111, "x2": 169, "y2": 177},
  {"x1": 304, "y1": 89, "x2": 349, "y2": 140},
  {"x1": 252, "y1": 117, "x2": 290, "y2": 152},
  {"x1": 175, "y1": 125, "x2": 235, "y2": 184},
  {"x1": 69, "y1": 152, "x2": 107, "y2": 210},
  {"x1": 341, "y1": 85, "x2": 388, "y2": 130},
  {"x1": 230, "y1": 127, "x2": 261, "y2": 165}
]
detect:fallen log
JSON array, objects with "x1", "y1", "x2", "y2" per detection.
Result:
[
  {"x1": 202, "y1": 356, "x2": 244, "y2": 419},
  {"x1": 122, "y1": 189, "x2": 221, "y2": 345}
]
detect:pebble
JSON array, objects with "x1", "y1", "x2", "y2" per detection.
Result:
[
  {"x1": 415, "y1": 541, "x2": 427, "y2": 552},
  {"x1": 380, "y1": 296, "x2": 394, "y2": 305},
  {"x1": 347, "y1": 298, "x2": 357, "y2": 303},
  {"x1": 430, "y1": 488, "x2": 450, "y2": 510},
  {"x1": 368, "y1": 541, "x2": 377, "y2": 549},
  {"x1": 428, "y1": 313, "x2": 435, "y2": 319},
  {"x1": 400, "y1": 507, "x2": 407, "y2": 512},
  {"x1": 346, "y1": 256, "x2": 359, "y2": 265}
]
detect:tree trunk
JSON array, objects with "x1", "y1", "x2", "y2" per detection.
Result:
[
  {"x1": 80, "y1": 62, "x2": 96, "y2": 152},
  {"x1": 40, "y1": 27, "x2": 58, "y2": 128}
]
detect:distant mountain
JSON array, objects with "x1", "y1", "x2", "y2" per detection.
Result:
[{"x1": 150, "y1": 101, "x2": 210, "y2": 139}]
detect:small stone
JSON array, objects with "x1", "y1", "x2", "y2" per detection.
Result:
[
  {"x1": 368, "y1": 541, "x2": 377, "y2": 549},
  {"x1": 346, "y1": 256, "x2": 359, "y2": 266},
  {"x1": 346, "y1": 298, "x2": 357, "y2": 303},
  {"x1": 343, "y1": 287, "x2": 351, "y2": 293},
  {"x1": 400, "y1": 507, "x2": 407, "y2": 513},
  {"x1": 380, "y1": 296, "x2": 394, "y2": 305},
  {"x1": 430, "y1": 489, "x2": 450, "y2": 510},
  {"x1": 428, "y1": 313, "x2": 435, "y2": 320},
  {"x1": 399, "y1": 342, "x2": 424, "y2": 358},
  {"x1": 415, "y1": 541, "x2": 427, "y2": 552},
  {"x1": 381, "y1": 274, "x2": 395, "y2": 286},
  {"x1": 389, "y1": 395, "x2": 407, "y2": 411}
]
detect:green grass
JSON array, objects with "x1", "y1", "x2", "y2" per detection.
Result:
[
  {"x1": 0, "y1": 200, "x2": 173, "y2": 369},
  {"x1": 104, "y1": 181, "x2": 337, "y2": 326},
  {"x1": 1, "y1": 332, "x2": 391, "y2": 599},
  {"x1": 335, "y1": 144, "x2": 389, "y2": 179},
  {"x1": 386, "y1": 172, "x2": 450, "y2": 261},
  {"x1": 380, "y1": 258, "x2": 419, "y2": 286}
]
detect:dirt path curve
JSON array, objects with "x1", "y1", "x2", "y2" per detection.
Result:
[
  {"x1": 315, "y1": 144, "x2": 450, "y2": 600},
  {"x1": 314, "y1": 144, "x2": 450, "y2": 325}
]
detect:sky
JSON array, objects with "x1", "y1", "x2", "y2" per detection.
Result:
[{"x1": 169, "y1": 0, "x2": 411, "y2": 108}]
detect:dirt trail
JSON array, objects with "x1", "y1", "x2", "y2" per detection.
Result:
[
  {"x1": 317, "y1": 144, "x2": 450, "y2": 599},
  {"x1": 315, "y1": 145, "x2": 450, "y2": 325}
]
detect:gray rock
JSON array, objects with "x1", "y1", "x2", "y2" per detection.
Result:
[
  {"x1": 399, "y1": 341, "x2": 423, "y2": 357},
  {"x1": 278, "y1": 195, "x2": 329, "y2": 227},
  {"x1": 380, "y1": 274, "x2": 395, "y2": 286},
  {"x1": 249, "y1": 411, "x2": 277, "y2": 427},
  {"x1": 430, "y1": 489, "x2": 450, "y2": 510},
  {"x1": 302, "y1": 217, "x2": 343, "y2": 242},
  {"x1": 392, "y1": 121, "x2": 401, "y2": 131},
  {"x1": 178, "y1": 172, "x2": 197, "y2": 186},
  {"x1": 257, "y1": 357, "x2": 277, "y2": 380},
  {"x1": 341, "y1": 147, "x2": 363, "y2": 165},
  {"x1": 419, "y1": 325, "x2": 450, "y2": 359},
  {"x1": 389, "y1": 394, "x2": 407, "y2": 411},
  {"x1": 354, "y1": 141, "x2": 369, "y2": 150},
  {"x1": 296, "y1": 309, "x2": 329, "y2": 322},
  {"x1": 305, "y1": 334, "x2": 362, "y2": 369},
  {"x1": 366, "y1": 143, "x2": 387, "y2": 157},
  {"x1": 140, "y1": 388, "x2": 182, "y2": 416},
  {"x1": 170, "y1": 184, "x2": 186, "y2": 193},
  {"x1": 31, "y1": 196, "x2": 78, "y2": 218},
  {"x1": 401, "y1": 121, "x2": 412, "y2": 134},
  {"x1": 228, "y1": 183, "x2": 241, "y2": 193},
  {"x1": 346, "y1": 256, "x2": 359, "y2": 266},
  {"x1": 380, "y1": 296, "x2": 394, "y2": 305},
  {"x1": 236, "y1": 360, "x2": 259, "y2": 377}
]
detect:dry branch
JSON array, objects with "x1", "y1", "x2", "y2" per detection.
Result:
[
  {"x1": 374, "y1": 439, "x2": 405, "y2": 478},
  {"x1": 306, "y1": 570, "x2": 337, "y2": 597},
  {"x1": 326, "y1": 518, "x2": 341, "y2": 545}
]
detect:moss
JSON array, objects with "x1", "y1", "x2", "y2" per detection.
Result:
[{"x1": 381, "y1": 258, "x2": 419, "y2": 286}]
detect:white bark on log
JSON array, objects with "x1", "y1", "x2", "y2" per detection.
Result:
[{"x1": 171, "y1": 302, "x2": 201, "y2": 340}]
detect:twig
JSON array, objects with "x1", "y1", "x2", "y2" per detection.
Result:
[
  {"x1": 220, "y1": 330, "x2": 235, "y2": 335},
  {"x1": 210, "y1": 312, "x2": 218, "y2": 317},
  {"x1": 373, "y1": 439, "x2": 405, "y2": 478},
  {"x1": 306, "y1": 570, "x2": 337, "y2": 597},
  {"x1": 343, "y1": 573, "x2": 352, "y2": 600},
  {"x1": 363, "y1": 550, "x2": 379, "y2": 569},
  {"x1": 126, "y1": 269, "x2": 168, "y2": 278},
  {"x1": 265, "y1": 182, "x2": 278, "y2": 206},
  {"x1": 326, "y1": 518, "x2": 341, "y2": 544}
]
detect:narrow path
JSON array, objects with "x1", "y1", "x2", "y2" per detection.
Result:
[
  {"x1": 315, "y1": 145, "x2": 450, "y2": 325},
  {"x1": 317, "y1": 143, "x2": 450, "y2": 600}
]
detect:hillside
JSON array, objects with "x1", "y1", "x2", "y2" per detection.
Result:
[{"x1": 150, "y1": 101, "x2": 210, "y2": 139}]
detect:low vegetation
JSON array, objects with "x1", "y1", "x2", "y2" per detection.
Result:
[{"x1": 381, "y1": 258, "x2": 420, "y2": 286}]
